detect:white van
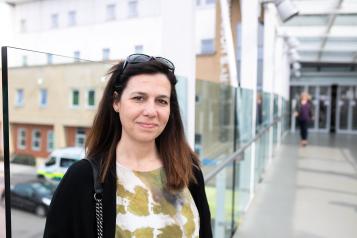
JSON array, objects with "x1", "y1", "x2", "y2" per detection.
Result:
[{"x1": 37, "y1": 147, "x2": 85, "y2": 180}]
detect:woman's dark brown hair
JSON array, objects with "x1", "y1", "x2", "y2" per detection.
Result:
[{"x1": 85, "y1": 60, "x2": 200, "y2": 191}]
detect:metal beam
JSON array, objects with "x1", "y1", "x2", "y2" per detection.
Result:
[{"x1": 317, "y1": 0, "x2": 344, "y2": 61}]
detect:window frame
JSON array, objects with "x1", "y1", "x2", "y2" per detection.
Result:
[
  {"x1": 75, "y1": 128, "x2": 86, "y2": 147},
  {"x1": 128, "y1": 0, "x2": 139, "y2": 18},
  {"x1": 15, "y1": 89, "x2": 25, "y2": 107},
  {"x1": 39, "y1": 88, "x2": 48, "y2": 107},
  {"x1": 68, "y1": 10, "x2": 77, "y2": 26},
  {"x1": 71, "y1": 89, "x2": 80, "y2": 107},
  {"x1": 106, "y1": 4, "x2": 116, "y2": 21},
  {"x1": 47, "y1": 130, "x2": 54, "y2": 152},
  {"x1": 32, "y1": 129, "x2": 41, "y2": 151},
  {"x1": 86, "y1": 89, "x2": 96, "y2": 108},
  {"x1": 102, "y1": 48, "x2": 110, "y2": 61},
  {"x1": 17, "y1": 128, "x2": 27, "y2": 150},
  {"x1": 51, "y1": 13, "x2": 59, "y2": 29},
  {"x1": 200, "y1": 38, "x2": 215, "y2": 54}
]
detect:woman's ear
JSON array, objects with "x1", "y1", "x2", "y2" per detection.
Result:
[{"x1": 113, "y1": 92, "x2": 120, "y2": 112}]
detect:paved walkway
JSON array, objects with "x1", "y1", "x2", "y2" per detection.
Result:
[{"x1": 234, "y1": 132, "x2": 357, "y2": 238}]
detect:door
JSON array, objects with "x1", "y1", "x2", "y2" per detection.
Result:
[
  {"x1": 336, "y1": 85, "x2": 357, "y2": 134},
  {"x1": 317, "y1": 86, "x2": 331, "y2": 132}
]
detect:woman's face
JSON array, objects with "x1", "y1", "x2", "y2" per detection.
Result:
[{"x1": 113, "y1": 73, "x2": 171, "y2": 143}]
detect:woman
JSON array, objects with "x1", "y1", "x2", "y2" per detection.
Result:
[
  {"x1": 44, "y1": 54, "x2": 212, "y2": 238},
  {"x1": 294, "y1": 91, "x2": 314, "y2": 146}
]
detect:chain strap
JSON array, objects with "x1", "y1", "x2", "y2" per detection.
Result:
[{"x1": 94, "y1": 193, "x2": 103, "y2": 238}]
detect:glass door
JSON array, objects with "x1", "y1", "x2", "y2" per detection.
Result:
[
  {"x1": 351, "y1": 86, "x2": 357, "y2": 131},
  {"x1": 317, "y1": 86, "x2": 331, "y2": 132},
  {"x1": 336, "y1": 86, "x2": 357, "y2": 133}
]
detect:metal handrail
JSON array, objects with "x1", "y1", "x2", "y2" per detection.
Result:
[{"x1": 204, "y1": 115, "x2": 284, "y2": 182}]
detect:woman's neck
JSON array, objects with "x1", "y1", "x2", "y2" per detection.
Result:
[{"x1": 115, "y1": 136, "x2": 161, "y2": 170}]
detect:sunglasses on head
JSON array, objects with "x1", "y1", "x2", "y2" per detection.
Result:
[{"x1": 122, "y1": 53, "x2": 175, "y2": 72}]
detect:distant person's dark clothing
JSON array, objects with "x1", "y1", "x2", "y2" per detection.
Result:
[{"x1": 295, "y1": 100, "x2": 314, "y2": 141}]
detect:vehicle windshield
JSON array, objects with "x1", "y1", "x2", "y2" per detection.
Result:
[{"x1": 31, "y1": 182, "x2": 56, "y2": 196}]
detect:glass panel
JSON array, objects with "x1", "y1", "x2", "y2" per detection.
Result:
[
  {"x1": 0, "y1": 50, "x2": 5, "y2": 238},
  {"x1": 318, "y1": 86, "x2": 330, "y2": 129},
  {"x1": 339, "y1": 86, "x2": 350, "y2": 130},
  {"x1": 195, "y1": 80, "x2": 235, "y2": 173},
  {"x1": 3, "y1": 47, "x2": 195, "y2": 237},
  {"x1": 284, "y1": 15, "x2": 328, "y2": 26},
  {"x1": 262, "y1": 92, "x2": 271, "y2": 126},
  {"x1": 308, "y1": 86, "x2": 316, "y2": 129},
  {"x1": 235, "y1": 147, "x2": 252, "y2": 222},
  {"x1": 352, "y1": 86, "x2": 357, "y2": 130},
  {"x1": 205, "y1": 163, "x2": 234, "y2": 238},
  {"x1": 334, "y1": 15, "x2": 357, "y2": 25},
  {"x1": 4, "y1": 47, "x2": 112, "y2": 237}
]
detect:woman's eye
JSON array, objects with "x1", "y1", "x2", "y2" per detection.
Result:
[
  {"x1": 132, "y1": 96, "x2": 144, "y2": 101},
  {"x1": 158, "y1": 99, "x2": 168, "y2": 105}
]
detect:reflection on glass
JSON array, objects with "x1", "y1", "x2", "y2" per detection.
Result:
[
  {"x1": 195, "y1": 80, "x2": 235, "y2": 172},
  {"x1": 339, "y1": 86, "x2": 350, "y2": 130},
  {"x1": 318, "y1": 86, "x2": 329, "y2": 129},
  {"x1": 0, "y1": 58, "x2": 5, "y2": 237},
  {"x1": 352, "y1": 86, "x2": 357, "y2": 130},
  {"x1": 5, "y1": 47, "x2": 112, "y2": 237},
  {"x1": 308, "y1": 86, "x2": 316, "y2": 129},
  {"x1": 205, "y1": 164, "x2": 234, "y2": 238}
]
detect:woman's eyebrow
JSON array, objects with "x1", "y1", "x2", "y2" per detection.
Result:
[{"x1": 130, "y1": 92, "x2": 170, "y2": 98}]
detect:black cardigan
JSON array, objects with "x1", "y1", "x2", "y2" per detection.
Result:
[{"x1": 43, "y1": 159, "x2": 212, "y2": 238}]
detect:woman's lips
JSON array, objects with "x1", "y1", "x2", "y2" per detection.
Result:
[{"x1": 137, "y1": 122, "x2": 158, "y2": 128}]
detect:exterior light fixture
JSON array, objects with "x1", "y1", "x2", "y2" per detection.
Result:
[
  {"x1": 275, "y1": 0, "x2": 299, "y2": 22},
  {"x1": 261, "y1": 0, "x2": 299, "y2": 22}
]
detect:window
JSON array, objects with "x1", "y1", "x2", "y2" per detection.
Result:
[
  {"x1": 102, "y1": 48, "x2": 110, "y2": 61},
  {"x1": 74, "y1": 51, "x2": 80, "y2": 62},
  {"x1": 47, "y1": 131, "x2": 54, "y2": 152},
  {"x1": 87, "y1": 90, "x2": 95, "y2": 107},
  {"x1": 128, "y1": 0, "x2": 138, "y2": 18},
  {"x1": 206, "y1": 0, "x2": 215, "y2": 4},
  {"x1": 201, "y1": 39, "x2": 214, "y2": 54},
  {"x1": 14, "y1": 184, "x2": 33, "y2": 198},
  {"x1": 22, "y1": 55, "x2": 28, "y2": 66},
  {"x1": 134, "y1": 45, "x2": 143, "y2": 53},
  {"x1": 47, "y1": 53, "x2": 53, "y2": 64},
  {"x1": 39, "y1": 89, "x2": 48, "y2": 107},
  {"x1": 20, "y1": 19, "x2": 26, "y2": 32},
  {"x1": 45, "y1": 156, "x2": 56, "y2": 166},
  {"x1": 60, "y1": 158, "x2": 77, "y2": 168},
  {"x1": 17, "y1": 128, "x2": 26, "y2": 149},
  {"x1": 71, "y1": 89, "x2": 80, "y2": 106},
  {"x1": 75, "y1": 128, "x2": 86, "y2": 147},
  {"x1": 15, "y1": 89, "x2": 24, "y2": 107},
  {"x1": 106, "y1": 4, "x2": 116, "y2": 20},
  {"x1": 32, "y1": 129, "x2": 41, "y2": 151},
  {"x1": 68, "y1": 10, "x2": 76, "y2": 26},
  {"x1": 51, "y1": 13, "x2": 59, "y2": 28}
]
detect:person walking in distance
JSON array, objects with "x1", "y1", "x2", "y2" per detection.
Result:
[{"x1": 294, "y1": 91, "x2": 314, "y2": 146}]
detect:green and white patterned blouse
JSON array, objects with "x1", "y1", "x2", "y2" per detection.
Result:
[{"x1": 115, "y1": 162, "x2": 200, "y2": 238}]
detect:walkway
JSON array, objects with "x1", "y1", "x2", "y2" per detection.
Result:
[{"x1": 234, "y1": 132, "x2": 357, "y2": 238}]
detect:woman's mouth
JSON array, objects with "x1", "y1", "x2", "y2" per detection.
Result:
[{"x1": 137, "y1": 122, "x2": 158, "y2": 129}]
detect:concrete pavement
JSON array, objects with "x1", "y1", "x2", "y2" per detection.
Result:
[{"x1": 234, "y1": 133, "x2": 357, "y2": 238}]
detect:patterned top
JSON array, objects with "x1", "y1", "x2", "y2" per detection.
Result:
[{"x1": 115, "y1": 162, "x2": 200, "y2": 238}]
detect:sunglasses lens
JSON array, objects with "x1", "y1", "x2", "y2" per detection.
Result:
[
  {"x1": 156, "y1": 57, "x2": 175, "y2": 71},
  {"x1": 127, "y1": 54, "x2": 151, "y2": 63},
  {"x1": 124, "y1": 54, "x2": 175, "y2": 72}
]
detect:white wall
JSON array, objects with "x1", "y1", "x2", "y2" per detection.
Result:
[
  {"x1": 0, "y1": 3, "x2": 14, "y2": 47},
  {"x1": 240, "y1": 0, "x2": 258, "y2": 90},
  {"x1": 161, "y1": 0, "x2": 196, "y2": 147},
  {"x1": 195, "y1": 4, "x2": 215, "y2": 54}
]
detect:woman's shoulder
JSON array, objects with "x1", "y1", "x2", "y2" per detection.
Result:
[{"x1": 60, "y1": 159, "x2": 93, "y2": 187}]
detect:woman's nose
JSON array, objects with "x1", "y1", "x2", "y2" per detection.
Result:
[{"x1": 142, "y1": 101, "x2": 156, "y2": 117}]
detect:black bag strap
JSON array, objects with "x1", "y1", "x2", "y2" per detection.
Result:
[{"x1": 84, "y1": 158, "x2": 103, "y2": 238}]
